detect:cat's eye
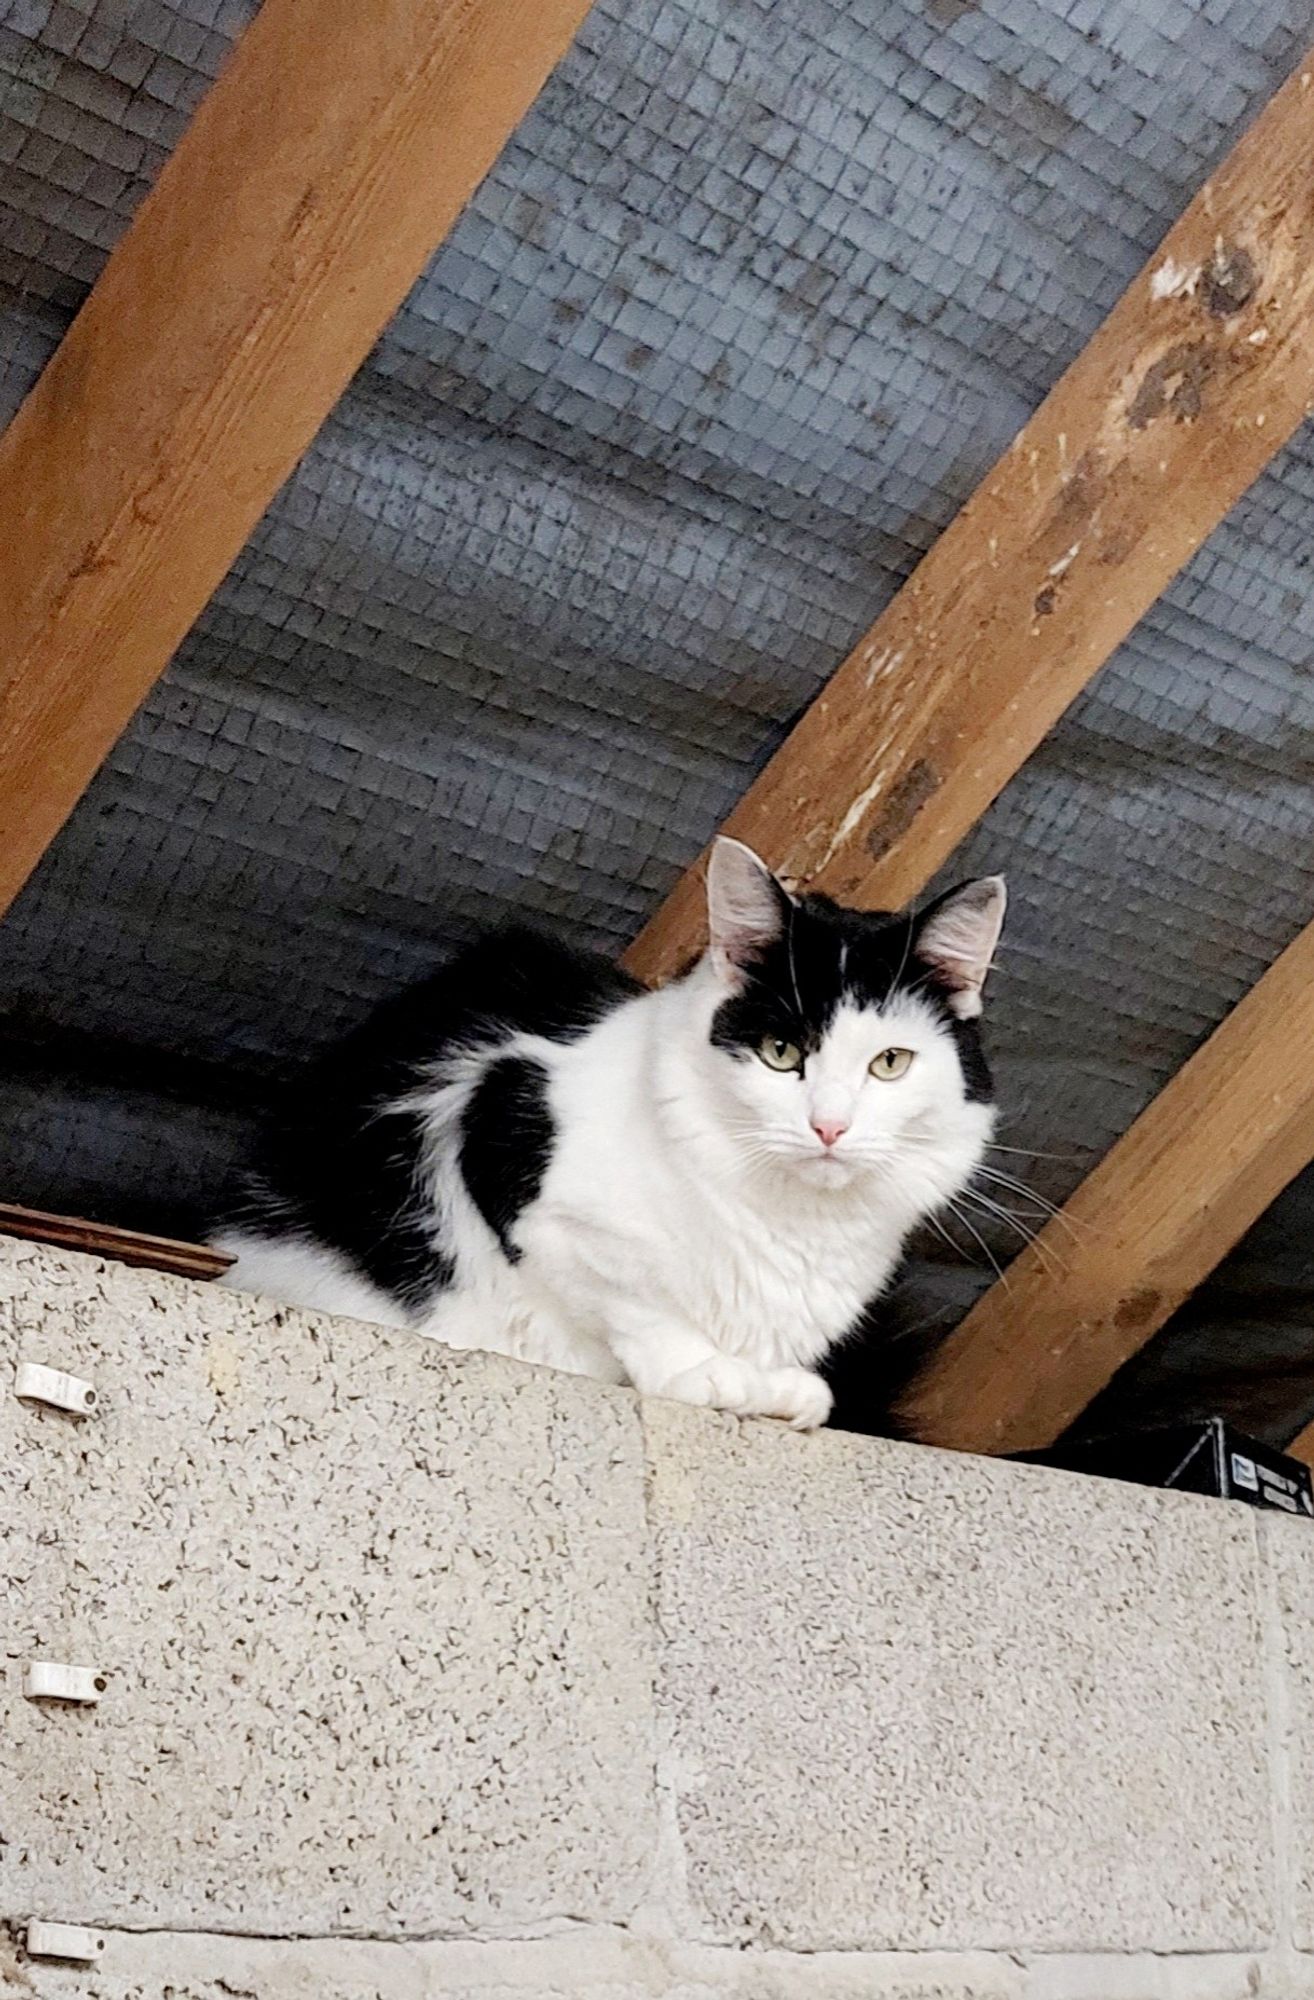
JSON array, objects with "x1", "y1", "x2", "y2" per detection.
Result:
[
  {"x1": 757, "y1": 1034, "x2": 803, "y2": 1073},
  {"x1": 869, "y1": 1047, "x2": 914, "y2": 1082}
]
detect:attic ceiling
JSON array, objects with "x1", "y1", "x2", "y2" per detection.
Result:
[{"x1": 4, "y1": 0, "x2": 1314, "y2": 1444}]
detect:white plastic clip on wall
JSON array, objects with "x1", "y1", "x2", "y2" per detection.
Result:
[
  {"x1": 14, "y1": 1361, "x2": 97, "y2": 1414},
  {"x1": 25, "y1": 1920, "x2": 106, "y2": 1963},
  {"x1": 23, "y1": 1660, "x2": 107, "y2": 1704}
]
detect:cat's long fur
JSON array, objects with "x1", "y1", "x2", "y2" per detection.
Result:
[{"x1": 214, "y1": 840, "x2": 1005, "y2": 1428}]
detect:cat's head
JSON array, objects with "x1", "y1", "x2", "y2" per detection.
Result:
[{"x1": 697, "y1": 838, "x2": 1004, "y2": 1196}]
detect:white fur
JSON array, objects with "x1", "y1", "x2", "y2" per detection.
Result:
[
  {"x1": 218, "y1": 947, "x2": 994, "y2": 1431},
  {"x1": 216, "y1": 1234, "x2": 412, "y2": 1330}
]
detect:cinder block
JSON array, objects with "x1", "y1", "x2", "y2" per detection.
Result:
[
  {"x1": 1, "y1": 1239, "x2": 657, "y2": 1937},
  {"x1": 1267, "y1": 1515, "x2": 1314, "y2": 1950},
  {"x1": 645, "y1": 1401, "x2": 1272, "y2": 1953}
]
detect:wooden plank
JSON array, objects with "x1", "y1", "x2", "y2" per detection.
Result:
[
  {"x1": 0, "y1": 0, "x2": 591, "y2": 915},
  {"x1": 901, "y1": 921, "x2": 1314, "y2": 1456},
  {"x1": 625, "y1": 46, "x2": 1314, "y2": 984},
  {"x1": 0, "y1": 1202, "x2": 233, "y2": 1281},
  {"x1": 1288, "y1": 1422, "x2": 1314, "y2": 1472}
]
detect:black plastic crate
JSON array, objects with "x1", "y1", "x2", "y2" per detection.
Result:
[{"x1": 1016, "y1": 1419, "x2": 1314, "y2": 1516}]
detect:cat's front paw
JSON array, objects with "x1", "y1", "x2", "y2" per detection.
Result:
[
  {"x1": 756, "y1": 1366, "x2": 833, "y2": 1431},
  {"x1": 662, "y1": 1353, "x2": 762, "y2": 1416},
  {"x1": 660, "y1": 1355, "x2": 832, "y2": 1430}
]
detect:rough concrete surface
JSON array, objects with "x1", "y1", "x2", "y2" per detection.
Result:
[
  {"x1": 1, "y1": 1240, "x2": 657, "y2": 1937},
  {"x1": 644, "y1": 1399, "x2": 1272, "y2": 1954},
  {"x1": 0, "y1": 1926, "x2": 1020, "y2": 2000},
  {"x1": 3, "y1": 1236, "x2": 1307, "y2": 1996},
  {"x1": 8, "y1": 1926, "x2": 1314, "y2": 2000},
  {"x1": 1270, "y1": 1513, "x2": 1314, "y2": 1953}
]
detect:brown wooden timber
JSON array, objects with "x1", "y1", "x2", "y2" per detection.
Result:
[
  {"x1": 901, "y1": 921, "x2": 1314, "y2": 1455},
  {"x1": 0, "y1": 0, "x2": 592, "y2": 916},
  {"x1": 1288, "y1": 1421, "x2": 1314, "y2": 1472},
  {"x1": 0, "y1": 1202, "x2": 233, "y2": 1281},
  {"x1": 625, "y1": 49, "x2": 1314, "y2": 983}
]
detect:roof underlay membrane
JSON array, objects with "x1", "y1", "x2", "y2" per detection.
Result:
[{"x1": 3, "y1": 0, "x2": 1314, "y2": 1442}]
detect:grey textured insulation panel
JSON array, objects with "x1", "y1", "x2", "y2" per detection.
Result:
[{"x1": 3, "y1": 0, "x2": 1314, "y2": 1437}]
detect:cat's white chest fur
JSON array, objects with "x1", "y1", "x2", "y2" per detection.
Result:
[
  {"x1": 532, "y1": 1039, "x2": 908, "y2": 1374},
  {"x1": 415, "y1": 976, "x2": 989, "y2": 1427}
]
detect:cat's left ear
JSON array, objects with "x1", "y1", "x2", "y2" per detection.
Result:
[
  {"x1": 706, "y1": 837, "x2": 791, "y2": 982},
  {"x1": 913, "y1": 877, "x2": 1007, "y2": 1019}
]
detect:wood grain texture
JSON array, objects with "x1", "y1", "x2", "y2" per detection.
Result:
[
  {"x1": 625, "y1": 47, "x2": 1314, "y2": 984},
  {"x1": 0, "y1": 1202, "x2": 233, "y2": 1280},
  {"x1": 903, "y1": 922, "x2": 1314, "y2": 1455},
  {"x1": 0, "y1": 0, "x2": 592, "y2": 915}
]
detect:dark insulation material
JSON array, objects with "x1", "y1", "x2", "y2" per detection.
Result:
[{"x1": 3, "y1": 0, "x2": 1314, "y2": 1441}]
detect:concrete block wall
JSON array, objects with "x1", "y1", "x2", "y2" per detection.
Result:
[{"x1": 0, "y1": 1235, "x2": 1308, "y2": 1998}]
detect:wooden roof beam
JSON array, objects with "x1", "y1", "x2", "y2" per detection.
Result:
[
  {"x1": 0, "y1": 0, "x2": 592, "y2": 916},
  {"x1": 625, "y1": 44, "x2": 1314, "y2": 984},
  {"x1": 1287, "y1": 1416, "x2": 1314, "y2": 1471}
]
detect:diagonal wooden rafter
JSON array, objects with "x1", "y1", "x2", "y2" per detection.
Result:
[
  {"x1": 0, "y1": 0, "x2": 593, "y2": 918},
  {"x1": 624, "y1": 44, "x2": 1314, "y2": 985},
  {"x1": 901, "y1": 920, "x2": 1314, "y2": 1455}
]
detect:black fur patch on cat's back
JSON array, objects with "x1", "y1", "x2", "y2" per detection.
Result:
[
  {"x1": 460, "y1": 1056, "x2": 553, "y2": 1262},
  {"x1": 219, "y1": 928, "x2": 638, "y2": 1310}
]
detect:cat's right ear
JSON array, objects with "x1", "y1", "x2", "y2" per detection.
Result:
[{"x1": 706, "y1": 838, "x2": 790, "y2": 983}]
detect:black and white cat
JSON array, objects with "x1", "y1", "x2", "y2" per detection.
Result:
[{"x1": 214, "y1": 839, "x2": 1005, "y2": 1429}]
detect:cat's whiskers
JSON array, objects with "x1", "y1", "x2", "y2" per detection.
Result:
[
  {"x1": 971, "y1": 1164, "x2": 1088, "y2": 1245},
  {"x1": 885, "y1": 916, "x2": 917, "y2": 1007},
  {"x1": 941, "y1": 1194, "x2": 1010, "y2": 1288},
  {"x1": 895, "y1": 1131, "x2": 1087, "y2": 1251},
  {"x1": 972, "y1": 1162, "x2": 1063, "y2": 1207},
  {"x1": 919, "y1": 1206, "x2": 967, "y2": 1262},
  {"x1": 983, "y1": 1140, "x2": 1085, "y2": 1163},
  {"x1": 785, "y1": 898, "x2": 805, "y2": 1024},
  {"x1": 893, "y1": 1156, "x2": 1010, "y2": 1285},
  {"x1": 714, "y1": 1114, "x2": 811, "y2": 1181},
  {"x1": 955, "y1": 1184, "x2": 1066, "y2": 1277}
]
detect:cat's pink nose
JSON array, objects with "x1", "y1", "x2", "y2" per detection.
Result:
[{"x1": 811, "y1": 1117, "x2": 849, "y2": 1149}]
